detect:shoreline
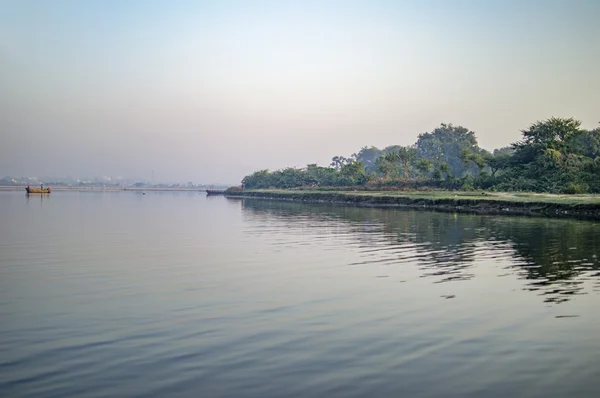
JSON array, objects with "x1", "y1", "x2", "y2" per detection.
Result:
[
  {"x1": 0, "y1": 186, "x2": 216, "y2": 192},
  {"x1": 225, "y1": 190, "x2": 600, "y2": 221}
]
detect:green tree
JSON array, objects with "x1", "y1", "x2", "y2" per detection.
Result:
[
  {"x1": 416, "y1": 123, "x2": 481, "y2": 177},
  {"x1": 306, "y1": 164, "x2": 338, "y2": 186},
  {"x1": 431, "y1": 162, "x2": 450, "y2": 180},
  {"x1": 375, "y1": 151, "x2": 400, "y2": 180},
  {"x1": 485, "y1": 153, "x2": 512, "y2": 177},
  {"x1": 508, "y1": 118, "x2": 588, "y2": 192},
  {"x1": 397, "y1": 146, "x2": 418, "y2": 178},
  {"x1": 383, "y1": 145, "x2": 403, "y2": 155},
  {"x1": 242, "y1": 169, "x2": 272, "y2": 189},
  {"x1": 570, "y1": 126, "x2": 600, "y2": 158},
  {"x1": 330, "y1": 155, "x2": 355, "y2": 170},
  {"x1": 519, "y1": 117, "x2": 581, "y2": 151},
  {"x1": 240, "y1": 117, "x2": 600, "y2": 193},
  {"x1": 340, "y1": 161, "x2": 369, "y2": 185},
  {"x1": 353, "y1": 146, "x2": 383, "y2": 173},
  {"x1": 460, "y1": 148, "x2": 487, "y2": 173},
  {"x1": 415, "y1": 158, "x2": 433, "y2": 177}
]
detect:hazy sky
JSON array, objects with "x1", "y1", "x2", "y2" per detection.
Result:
[{"x1": 1, "y1": 0, "x2": 599, "y2": 183}]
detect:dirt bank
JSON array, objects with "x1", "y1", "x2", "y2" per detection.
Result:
[{"x1": 225, "y1": 190, "x2": 600, "y2": 221}]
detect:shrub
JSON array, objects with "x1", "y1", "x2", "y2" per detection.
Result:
[{"x1": 563, "y1": 182, "x2": 588, "y2": 195}]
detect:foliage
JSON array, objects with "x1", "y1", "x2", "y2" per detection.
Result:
[
  {"x1": 397, "y1": 146, "x2": 418, "y2": 178},
  {"x1": 502, "y1": 118, "x2": 599, "y2": 193},
  {"x1": 353, "y1": 146, "x2": 383, "y2": 173},
  {"x1": 240, "y1": 118, "x2": 600, "y2": 194},
  {"x1": 340, "y1": 161, "x2": 370, "y2": 185},
  {"x1": 242, "y1": 162, "x2": 370, "y2": 189},
  {"x1": 375, "y1": 151, "x2": 400, "y2": 180},
  {"x1": 415, "y1": 123, "x2": 480, "y2": 177},
  {"x1": 330, "y1": 155, "x2": 354, "y2": 170},
  {"x1": 415, "y1": 158, "x2": 433, "y2": 176}
]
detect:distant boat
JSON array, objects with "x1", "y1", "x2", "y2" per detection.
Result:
[
  {"x1": 26, "y1": 186, "x2": 51, "y2": 194},
  {"x1": 206, "y1": 189, "x2": 226, "y2": 195}
]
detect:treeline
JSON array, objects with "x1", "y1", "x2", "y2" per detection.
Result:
[{"x1": 242, "y1": 118, "x2": 600, "y2": 193}]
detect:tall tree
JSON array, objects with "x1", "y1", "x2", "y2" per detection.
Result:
[
  {"x1": 376, "y1": 151, "x2": 400, "y2": 180},
  {"x1": 416, "y1": 123, "x2": 480, "y2": 177},
  {"x1": 397, "y1": 146, "x2": 418, "y2": 178},
  {"x1": 510, "y1": 118, "x2": 587, "y2": 192},
  {"x1": 519, "y1": 117, "x2": 581, "y2": 151},
  {"x1": 353, "y1": 146, "x2": 383, "y2": 173}
]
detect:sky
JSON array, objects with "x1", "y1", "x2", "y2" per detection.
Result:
[{"x1": 1, "y1": 0, "x2": 599, "y2": 184}]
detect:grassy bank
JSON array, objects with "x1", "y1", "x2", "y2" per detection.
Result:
[{"x1": 225, "y1": 189, "x2": 600, "y2": 220}]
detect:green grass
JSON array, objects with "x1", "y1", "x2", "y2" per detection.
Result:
[{"x1": 239, "y1": 189, "x2": 600, "y2": 206}]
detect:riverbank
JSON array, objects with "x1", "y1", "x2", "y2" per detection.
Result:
[{"x1": 225, "y1": 189, "x2": 600, "y2": 220}]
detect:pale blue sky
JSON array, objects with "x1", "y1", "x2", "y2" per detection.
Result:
[{"x1": 1, "y1": 0, "x2": 599, "y2": 183}]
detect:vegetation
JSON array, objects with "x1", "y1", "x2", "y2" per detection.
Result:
[
  {"x1": 232, "y1": 189, "x2": 600, "y2": 206},
  {"x1": 226, "y1": 189, "x2": 600, "y2": 221},
  {"x1": 241, "y1": 118, "x2": 600, "y2": 194}
]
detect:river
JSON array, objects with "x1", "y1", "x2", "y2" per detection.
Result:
[{"x1": 1, "y1": 191, "x2": 600, "y2": 397}]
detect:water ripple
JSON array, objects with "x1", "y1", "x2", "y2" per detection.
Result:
[{"x1": 2, "y1": 193, "x2": 600, "y2": 397}]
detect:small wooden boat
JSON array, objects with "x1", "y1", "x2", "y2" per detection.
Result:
[
  {"x1": 26, "y1": 186, "x2": 51, "y2": 194},
  {"x1": 206, "y1": 189, "x2": 226, "y2": 195}
]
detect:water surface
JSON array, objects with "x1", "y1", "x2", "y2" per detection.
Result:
[{"x1": 1, "y1": 191, "x2": 600, "y2": 397}]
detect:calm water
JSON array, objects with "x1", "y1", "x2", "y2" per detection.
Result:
[{"x1": 1, "y1": 191, "x2": 600, "y2": 397}]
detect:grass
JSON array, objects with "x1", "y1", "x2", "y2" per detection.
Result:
[{"x1": 236, "y1": 189, "x2": 600, "y2": 207}]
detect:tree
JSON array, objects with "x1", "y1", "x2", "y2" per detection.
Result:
[
  {"x1": 416, "y1": 123, "x2": 481, "y2": 178},
  {"x1": 382, "y1": 145, "x2": 403, "y2": 155},
  {"x1": 438, "y1": 162, "x2": 450, "y2": 179},
  {"x1": 570, "y1": 126, "x2": 600, "y2": 158},
  {"x1": 330, "y1": 156, "x2": 352, "y2": 170},
  {"x1": 397, "y1": 146, "x2": 418, "y2": 178},
  {"x1": 340, "y1": 161, "x2": 369, "y2": 185},
  {"x1": 306, "y1": 164, "x2": 338, "y2": 186},
  {"x1": 242, "y1": 169, "x2": 272, "y2": 189},
  {"x1": 271, "y1": 168, "x2": 313, "y2": 188},
  {"x1": 415, "y1": 158, "x2": 433, "y2": 176},
  {"x1": 486, "y1": 153, "x2": 512, "y2": 177},
  {"x1": 493, "y1": 146, "x2": 515, "y2": 157},
  {"x1": 240, "y1": 117, "x2": 600, "y2": 193},
  {"x1": 460, "y1": 148, "x2": 487, "y2": 173},
  {"x1": 375, "y1": 152, "x2": 400, "y2": 180},
  {"x1": 519, "y1": 117, "x2": 581, "y2": 151},
  {"x1": 508, "y1": 118, "x2": 588, "y2": 193},
  {"x1": 354, "y1": 146, "x2": 383, "y2": 173}
]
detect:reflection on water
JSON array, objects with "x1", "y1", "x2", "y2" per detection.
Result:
[
  {"x1": 239, "y1": 198, "x2": 600, "y2": 304},
  {"x1": 26, "y1": 192, "x2": 50, "y2": 207},
  {"x1": 2, "y1": 191, "x2": 600, "y2": 398}
]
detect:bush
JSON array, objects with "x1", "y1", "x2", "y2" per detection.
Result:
[{"x1": 563, "y1": 182, "x2": 588, "y2": 194}]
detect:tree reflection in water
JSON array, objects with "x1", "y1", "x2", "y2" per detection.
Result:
[{"x1": 236, "y1": 198, "x2": 600, "y2": 304}]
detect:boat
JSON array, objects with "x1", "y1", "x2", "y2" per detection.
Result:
[
  {"x1": 26, "y1": 186, "x2": 51, "y2": 194},
  {"x1": 206, "y1": 189, "x2": 226, "y2": 195}
]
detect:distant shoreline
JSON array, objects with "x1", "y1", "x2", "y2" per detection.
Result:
[
  {"x1": 225, "y1": 189, "x2": 600, "y2": 221},
  {"x1": 0, "y1": 185, "x2": 218, "y2": 192}
]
